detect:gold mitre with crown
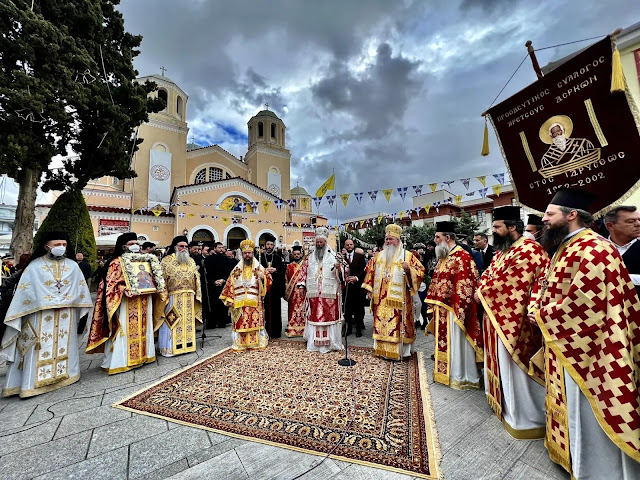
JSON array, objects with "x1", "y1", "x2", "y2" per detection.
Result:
[
  {"x1": 240, "y1": 239, "x2": 255, "y2": 252},
  {"x1": 385, "y1": 224, "x2": 402, "y2": 239}
]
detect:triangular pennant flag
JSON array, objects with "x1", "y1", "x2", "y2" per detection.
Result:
[
  {"x1": 359, "y1": 220, "x2": 365, "y2": 228},
  {"x1": 493, "y1": 173, "x2": 505, "y2": 185},
  {"x1": 368, "y1": 191, "x2": 378, "y2": 203},
  {"x1": 200, "y1": 214, "x2": 207, "y2": 218},
  {"x1": 429, "y1": 183, "x2": 438, "y2": 193},
  {"x1": 187, "y1": 213, "x2": 195, "y2": 218},
  {"x1": 326, "y1": 195, "x2": 336, "y2": 207},
  {"x1": 250, "y1": 201, "x2": 259, "y2": 212},
  {"x1": 312, "y1": 196, "x2": 322, "y2": 209},
  {"x1": 391, "y1": 213, "x2": 397, "y2": 221},
  {"x1": 262, "y1": 200, "x2": 271, "y2": 213},
  {"x1": 287, "y1": 199, "x2": 297, "y2": 208},
  {"x1": 301, "y1": 198, "x2": 309, "y2": 209},
  {"x1": 232, "y1": 218, "x2": 239, "y2": 224},
  {"x1": 492, "y1": 184, "x2": 503, "y2": 196},
  {"x1": 479, "y1": 187, "x2": 488, "y2": 198},
  {"x1": 275, "y1": 199, "x2": 284, "y2": 211},
  {"x1": 340, "y1": 193, "x2": 350, "y2": 207},
  {"x1": 398, "y1": 211, "x2": 405, "y2": 218},
  {"x1": 296, "y1": 223, "x2": 302, "y2": 229},
  {"x1": 424, "y1": 204, "x2": 431, "y2": 214},
  {"x1": 461, "y1": 178, "x2": 471, "y2": 190},
  {"x1": 397, "y1": 187, "x2": 408, "y2": 201},
  {"x1": 191, "y1": 202, "x2": 199, "y2": 206},
  {"x1": 212, "y1": 215, "x2": 218, "y2": 220},
  {"x1": 178, "y1": 212, "x2": 185, "y2": 218},
  {"x1": 477, "y1": 176, "x2": 486, "y2": 187},
  {"x1": 250, "y1": 219, "x2": 255, "y2": 223},
  {"x1": 442, "y1": 180, "x2": 455, "y2": 189},
  {"x1": 413, "y1": 185, "x2": 423, "y2": 196},
  {"x1": 454, "y1": 195, "x2": 463, "y2": 206},
  {"x1": 414, "y1": 207, "x2": 422, "y2": 216},
  {"x1": 151, "y1": 208, "x2": 163, "y2": 217},
  {"x1": 355, "y1": 192, "x2": 364, "y2": 204},
  {"x1": 222, "y1": 217, "x2": 229, "y2": 225},
  {"x1": 382, "y1": 189, "x2": 393, "y2": 202}
]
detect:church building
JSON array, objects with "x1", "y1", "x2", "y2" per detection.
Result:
[{"x1": 38, "y1": 74, "x2": 326, "y2": 250}]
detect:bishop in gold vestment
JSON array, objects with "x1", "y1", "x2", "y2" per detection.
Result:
[
  {"x1": 154, "y1": 236, "x2": 202, "y2": 357},
  {"x1": 363, "y1": 224, "x2": 424, "y2": 360},
  {"x1": 220, "y1": 240, "x2": 272, "y2": 351}
]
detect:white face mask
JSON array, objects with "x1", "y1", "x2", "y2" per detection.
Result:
[
  {"x1": 50, "y1": 246, "x2": 67, "y2": 257},
  {"x1": 127, "y1": 244, "x2": 140, "y2": 253}
]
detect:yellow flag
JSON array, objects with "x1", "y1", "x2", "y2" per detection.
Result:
[
  {"x1": 340, "y1": 193, "x2": 350, "y2": 207},
  {"x1": 296, "y1": 223, "x2": 302, "y2": 229},
  {"x1": 262, "y1": 201, "x2": 271, "y2": 213},
  {"x1": 187, "y1": 213, "x2": 195, "y2": 217},
  {"x1": 131, "y1": 209, "x2": 136, "y2": 214},
  {"x1": 492, "y1": 184, "x2": 502, "y2": 196},
  {"x1": 382, "y1": 189, "x2": 393, "y2": 202},
  {"x1": 454, "y1": 195, "x2": 463, "y2": 206},
  {"x1": 377, "y1": 215, "x2": 384, "y2": 224},
  {"x1": 398, "y1": 211, "x2": 405, "y2": 218},
  {"x1": 424, "y1": 204, "x2": 431, "y2": 214},
  {"x1": 477, "y1": 176, "x2": 486, "y2": 187},
  {"x1": 301, "y1": 198, "x2": 309, "y2": 209},
  {"x1": 315, "y1": 173, "x2": 335, "y2": 197},
  {"x1": 151, "y1": 208, "x2": 163, "y2": 217},
  {"x1": 222, "y1": 217, "x2": 229, "y2": 225},
  {"x1": 429, "y1": 183, "x2": 438, "y2": 193},
  {"x1": 191, "y1": 202, "x2": 199, "y2": 206},
  {"x1": 250, "y1": 219, "x2": 255, "y2": 223},
  {"x1": 359, "y1": 220, "x2": 365, "y2": 228}
]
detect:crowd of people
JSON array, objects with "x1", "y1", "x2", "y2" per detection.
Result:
[{"x1": 0, "y1": 188, "x2": 638, "y2": 478}]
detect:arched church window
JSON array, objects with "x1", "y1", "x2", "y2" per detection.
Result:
[
  {"x1": 194, "y1": 168, "x2": 207, "y2": 184},
  {"x1": 158, "y1": 89, "x2": 168, "y2": 110},
  {"x1": 270, "y1": 123, "x2": 276, "y2": 139},
  {"x1": 258, "y1": 122, "x2": 264, "y2": 138},
  {"x1": 226, "y1": 172, "x2": 232, "y2": 179},
  {"x1": 209, "y1": 167, "x2": 222, "y2": 182},
  {"x1": 176, "y1": 96, "x2": 183, "y2": 118}
]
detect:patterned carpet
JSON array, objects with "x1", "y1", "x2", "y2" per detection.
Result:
[{"x1": 115, "y1": 340, "x2": 441, "y2": 479}]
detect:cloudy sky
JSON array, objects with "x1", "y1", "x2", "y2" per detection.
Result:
[{"x1": 6, "y1": 0, "x2": 634, "y2": 219}]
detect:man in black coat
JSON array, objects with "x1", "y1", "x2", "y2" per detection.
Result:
[
  {"x1": 204, "y1": 242, "x2": 235, "y2": 328},
  {"x1": 259, "y1": 235, "x2": 285, "y2": 339},
  {"x1": 473, "y1": 232, "x2": 494, "y2": 273},
  {"x1": 342, "y1": 239, "x2": 366, "y2": 337}
]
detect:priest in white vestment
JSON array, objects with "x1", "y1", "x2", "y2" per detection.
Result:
[{"x1": 1, "y1": 231, "x2": 92, "y2": 398}]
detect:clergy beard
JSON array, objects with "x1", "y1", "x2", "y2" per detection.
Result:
[
  {"x1": 493, "y1": 232, "x2": 515, "y2": 252},
  {"x1": 435, "y1": 242, "x2": 450, "y2": 260},
  {"x1": 540, "y1": 222, "x2": 570, "y2": 251},
  {"x1": 243, "y1": 258, "x2": 253, "y2": 267},
  {"x1": 315, "y1": 246, "x2": 326, "y2": 262},
  {"x1": 176, "y1": 250, "x2": 190, "y2": 265},
  {"x1": 552, "y1": 135, "x2": 567, "y2": 151},
  {"x1": 382, "y1": 244, "x2": 398, "y2": 265}
]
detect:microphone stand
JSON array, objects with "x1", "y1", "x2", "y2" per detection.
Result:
[
  {"x1": 200, "y1": 257, "x2": 221, "y2": 349},
  {"x1": 337, "y1": 252, "x2": 355, "y2": 367}
]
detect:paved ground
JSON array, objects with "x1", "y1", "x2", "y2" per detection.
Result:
[{"x1": 0, "y1": 301, "x2": 569, "y2": 480}]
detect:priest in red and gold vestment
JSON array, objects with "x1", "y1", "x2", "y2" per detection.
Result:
[
  {"x1": 530, "y1": 189, "x2": 640, "y2": 479},
  {"x1": 297, "y1": 227, "x2": 344, "y2": 353},
  {"x1": 284, "y1": 245, "x2": 307, "y2": 337},
  {"x1": 363, "y1": 224, "x2": 424, "y2": 360},
  {"x1": 220, "y1": 239, "x2": 271, "y2": 351},
  {"x1": 476, "y1": 206, "x2": 549, "y2": 439},
  {"x1": 87, "y1": 232, "x2": 164, "y2": 374},
  {"x1": 425, "y1": 221, "x2": 483, "y2": 389}
]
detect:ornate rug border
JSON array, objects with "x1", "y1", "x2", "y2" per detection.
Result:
[{"x1": 113, "y1": 344, "x2": 443, "y2": 480}]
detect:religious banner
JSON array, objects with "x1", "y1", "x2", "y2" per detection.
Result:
[
  {"x1": 486, "y1": 36, "x2": 640, "y2": 216},
  {"x1": 148, "y1": 150, "x2": 172, "y2": 209}
]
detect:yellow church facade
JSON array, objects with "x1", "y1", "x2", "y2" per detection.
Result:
[{"x1": 38, "y1": 74, "x2": 326, "y2": 250}]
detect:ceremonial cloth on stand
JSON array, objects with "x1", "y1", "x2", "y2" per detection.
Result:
[
  {"x1": 115, "y1": 340, "x2": 442, "y2": 479},
  {"x1": 486, "y1": 36, "x2": 640, "y2": 216}
]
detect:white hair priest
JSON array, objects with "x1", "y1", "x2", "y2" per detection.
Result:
[{"x1": 297, "y1": 227, "x2": 344, "y2": 353}]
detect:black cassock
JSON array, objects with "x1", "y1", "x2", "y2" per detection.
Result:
[
  {"x1": 204, "y1": 253, "x2": 235, "y2": 328},
  {"x1": 260, "y1": 252, "x2": 285, "y2": 339},
  {"x1": 622, "y1": 240, "x2": 640, "y2": 298}
]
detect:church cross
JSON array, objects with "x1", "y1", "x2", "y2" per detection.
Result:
[
  {"x1": 160, "y1": 66, "x2": 167, "y2": 76},
  {"x1": 264, "y1": 103, "x2": 269, "y2": 110},
  {"x1": 190, "y1": 134, "x2": 195, "y2": 144}
]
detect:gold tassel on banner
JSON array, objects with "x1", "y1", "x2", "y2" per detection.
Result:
[
  {"x1": 481, "y1": 116, "x2": 490, "y2": 156},
  {"x1": 610, "y1": 28, "x2": 625, "y2": 93}
]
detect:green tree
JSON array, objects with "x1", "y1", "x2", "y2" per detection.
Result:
[
  {"x1": 0, "y1": 1, "x2": 162, "y2": 259},
  {"x1": 362, "y1": 219, "x2": 389, "y2": 248},
  {"x1": 34, "y1": 186, "x2": 97, "y2": 270},
  {"x1": 404, "y1": 223, "x2": 436, "y2": 247},
  {"x1": 454, "y1": 211, "x2": 486, "y2": 243}
]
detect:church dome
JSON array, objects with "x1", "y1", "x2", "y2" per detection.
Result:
[
  {"x1": 291, "y1": 185, "x2": 310, "y2": 196},
  {"x1": 255, "y1": 109, "x2": 279, "y2": 119}
]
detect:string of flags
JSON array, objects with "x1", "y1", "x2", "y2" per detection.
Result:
[{"x1": 135, "y1": 171, "x2": 508, "y2": 217}]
